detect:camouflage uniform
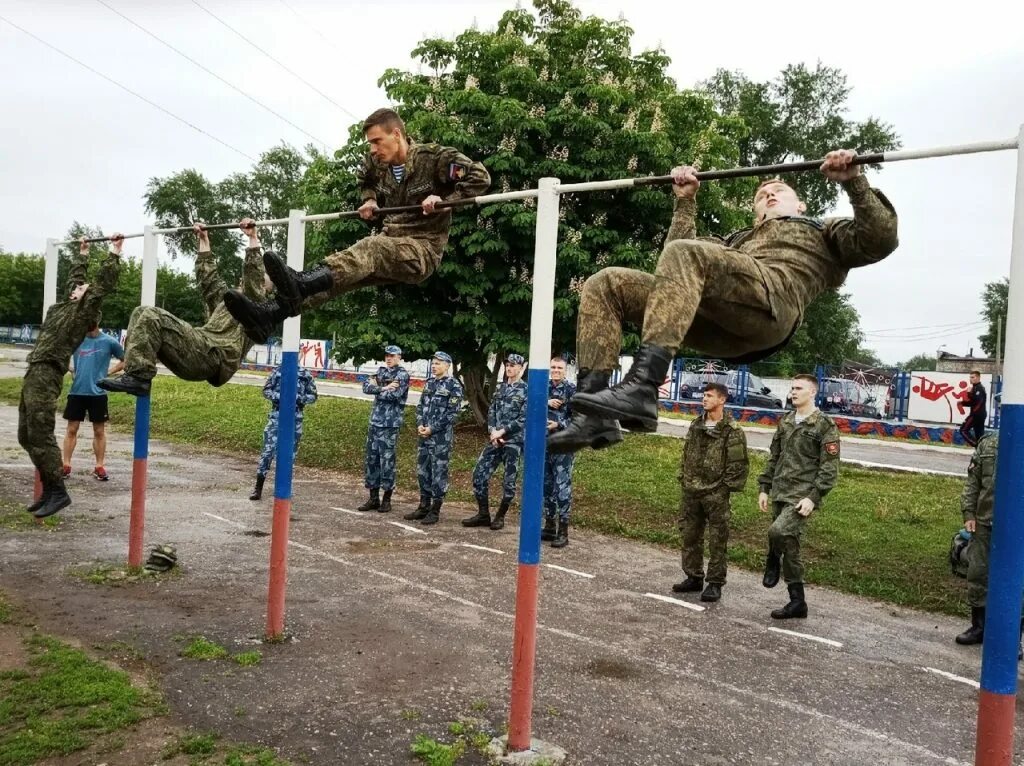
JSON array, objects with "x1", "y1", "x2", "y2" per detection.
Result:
[
  {"x1": 962, "y1": 432, "x2": 998, "y2": 607},
  {"x1": 18, "y1": 249, "x2": 122, "y2": 485},
  {"x1": 544, "y1": 379, "x2": 577, "y2": 523},
  {"x1": 256, "y1": 366, "x2": 318, "y2": 478},
  {"x1": 758, "y1": 410, "x2": 841, "y2": 583},
  {"x1": 362, "y1": 364, "x2": 410, "y2": 490},
  {"x1": 416, "y1": 375, "x2": 464, "y2": 500},
  {"x1": 472, "y1": 380, "x2": 528, "y2": 502},
  {"x1": 121, "y1": 247, "x2": 265, "y2": 384},
  {"x1": 678, "y1": 412, "x2": 749, "y2": 584},
  {"x1": 576, "y1": 176, "x2": 899, "y2": 369},
  {"x1": 312, "y1": 143, "x2": 489, "y2": 301}
]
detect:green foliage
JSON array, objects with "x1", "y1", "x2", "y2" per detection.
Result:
[
  {"x1": 180, "y1": 636, "x2": 229, "y2": 661},
  {"x1": 410, "y1": 734, "x2": 465, "y2": 766},
  {"x1": 978, "y1": 278, "x2": 1008, "y2": 358},
  {"x1": 899, "y1": 353, "x2": 938, "y2": 372},
  {"x1": 231, "y1": 651, "x2": 263, "y2": 667},
  {"x1": 0, "y1": 250, "x2": 44, "y2": 325}
]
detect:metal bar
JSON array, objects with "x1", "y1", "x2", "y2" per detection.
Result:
[
  {"x1": 152, "y1": 218, "x2": 290, "y2": 235},
  {"x1": 57, "y1": 232, "x2": 146, "y2": 245},
  {"x1": 974, "y1": 126, "x2": 1024, "y2": 766}
]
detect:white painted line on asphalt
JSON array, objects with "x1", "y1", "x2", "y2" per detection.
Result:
[
  {"x1": 198, "y1": 513, "x2": 969, "y2": 766},
  {"x1": 203, "y1": 512, "x2": 244, "y2": 528},
  {"x1": 460, "y1": 543, "x2": 505, "y2": 555},
  {"x1": 544, "y1": 563, "x2": 595, "y2": 579},
  {"x1": 840, "y1": 458, "x2": 963, "y2": 477},
  {"x1": 331, "y1": 506, "x2": 362, "y2": 516},
  {"x1": 642, "y1": 592, "x2": 706, "y2": 612},
  {"x1": 290, "y1": 541, "x2": 312, "y2": 551},
  {"x1": 922, "y1": 667, "x2": 980, "y2": 689},
  {"x1": 768, "y1": 627, "x2": 843, "y2": 648},
  {"x1": 389, "y1": 521, "x2": 428, "y2": 535}
]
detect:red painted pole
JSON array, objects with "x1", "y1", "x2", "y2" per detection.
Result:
[
  {"x1": 128, "y1": 396, "x2": 150, "y2": 568},
  {"x1": 508, "y1": 563, "x2": 540, "y2": 750},
  {"x1": 266, "y1": 497, "x2": 291, "y2": 639},
  {"x1": 976, "y1": 692, "x2": 1015, "y2": 765}
]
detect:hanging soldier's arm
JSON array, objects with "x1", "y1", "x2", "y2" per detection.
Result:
[
  {"x1": 823, "y1": 159, "x2": 899, "y2": 269},
  {"x1": 435, "y1": 146, "x2": 491, "y2": 203},
  {"x1": 239, "y1": 220, "x2": 266, "y2": 300},
  {"x1": 86, "y1": 236, "x2": 125, "y2": 301},
  {"x1": 724, "y1": 427, "x2": 751, "y2": 492},
  {"x1": 66, "y1": 239, "x2": 92, "y2": 294},
  {"x1": 192, "y1": 224, "x2": 227, "y2": 315}
]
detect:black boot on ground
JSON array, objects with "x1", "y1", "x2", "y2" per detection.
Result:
[
  {"x1": 462, "y1": 496, "x2": 491, "y2": 527},
  {"x1": 35, "y1": 480, "x2": 71, "y2": 519},
  {"x1": 249, "y1": 474, "x2": 265, "y2": 501},
  {"x1": 357, "y1": 489, "x2": 380, "y2": 512},
  {"x1": 762, "y1": 550, "x2": 782, "y2": 588},
  {"x1": 541, "y1": 516, "x2": 556, "y2": 542},
  {"x1": 222, "y1": 291, "x2": 291, "y2": 344},
  {"x1": 379, "y1": 489, "x2": 393, "y2": 513},
  {"x1": 263, "y1": 252, "x2": 335, "y2": 314},
  {"x1": 700, "y1": 583, "x2": 723, "y2": 602},
  {"x1": 490, "y1": 499, "x2": 511, "y2": 531},
  {"x1": 404, "y1": 494, "x2": 432, "y2": 521},
  {"x1": 98, "y1": 373, "x2": 152, "y2": 397},
  {"x1": 955, "y1": 606, "x2": 986, "y2": 645},
  {"x1": 771, "y1": 582, "x2": 808, "y2": 619},
  {"x1": 421, "y1": 499, "x2": 443, "y2": 526},
  {"x1": 570, "y1": 346, "x2": 673, "y2": 433},
  {"x1": 551, "y1": 519, "x2": 569, "y2": 548},
  {"x1": 672, "y1": 575, "x2": 704, "y2": 593},
  {"x1": 26, "y1": 482, "x2": 51, "y2": 514},
  {"x1": 547, "y1": 370, "x2": 624, "y2": 454}
]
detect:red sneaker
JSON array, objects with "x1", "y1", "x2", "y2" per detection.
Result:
[
  {"x1": 93, "y1": 466, "x2": 109, "y2": 482},
  {"x1": 62, "y1": 464, "x2": 71, "y2": 478}
]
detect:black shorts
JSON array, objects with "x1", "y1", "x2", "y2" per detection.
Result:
[{"x1": 63, "y1": 394, "x2": 110, "y2": 423}]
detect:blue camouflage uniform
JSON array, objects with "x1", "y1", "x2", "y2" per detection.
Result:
[
  {"x1": 472, "y1": 379, "x2": 528, "y2": 501},
  {"x1": 544, "y1": 378, "x2": 577, "y2": 523},
  {"x1": 416, "y1": 373, "x2": 463, "y2": 500},
  {"x1": 363, "y1": 363, "x2": 410, "y2": 490},
  {"x1": 257, "y1": 366, "x2": 318, "y2": 478}
]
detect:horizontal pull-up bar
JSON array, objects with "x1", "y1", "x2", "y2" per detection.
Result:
[{"x1": 559, "y1": 137, "x2": 1020, "y2": 193}]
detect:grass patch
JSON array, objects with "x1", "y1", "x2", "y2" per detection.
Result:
[
  {"x1": 232, "y1": 650, "x2": 262, "y2": 667},
  {"x1": 0, "y1": 376, "x2": 970, "y2": 615},
  {"x1": 0, "y1": 633, "x2": 163, "y2": 765},
  {"x1": 0, "y1": 595, "x2": 11, "y2": 625},
  {"x1": 68, "y1": 561, "x2": 182, "y2": 586},
  {"x1": 180, "y1": 636, "x2": 229, "y2": 661},
  {"x1": 410, "y1": 717, "x2": 493, "y2": 765},
  {"x1": 0, "y1": 498, "x2": 62, "y2": 531},
  {"x1": 162, "y1": 732, "x2": 290, "y2": 765}
]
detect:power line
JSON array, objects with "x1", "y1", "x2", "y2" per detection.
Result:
[
  {"x1": 0, "y1": 13, "x2": 256, "y2": 162},
  {"x1": 189, "y1": 0, "x2": 360, "y2": 122},
  {"x1": 276, "y1": 0, "x2": 344, "y2": 57},
  {"x1": 95, "y1": 0, "x2": 332, "y2": 149},
  {"x1": 863, "y1": 320, "x2": 987, "y2": 334}
]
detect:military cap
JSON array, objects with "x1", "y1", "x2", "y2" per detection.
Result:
[
  {"x1": 506, "y1": 353, "x2": 525, "y2": 366},
  {"x1": 384, "y1": 344, "x2": 402, "y2": 355},
  {"x1": 433, "y1": 351, "x2": 452, "y2": 364}
]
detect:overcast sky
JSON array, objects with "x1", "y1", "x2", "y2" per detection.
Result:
[{"x1": 2, "y1": 0, "x2": 1021, "y2": 364}]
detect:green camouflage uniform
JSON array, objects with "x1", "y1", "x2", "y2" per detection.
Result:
[
  {"x1": 18, "y1": 249, "x2": 122, "y2": 484},
  {"x1": 962, "y1": 432, "x2": 998, "y2": 608},
  {"x1": 121, "y1": 247, "x2": 265, "y2": 385},
  {"x1": 678, "y1": 412, "x2": 749, "y2": 584},
  {"x1": 576, "y1": 175, "x2": 899, "y2": 369},
  {"x1": 758, "y1": 410, "x2": 841, "y2": 584},
  {"x1": 311, "y1": 142, "x2": 490, "y2": 301}
]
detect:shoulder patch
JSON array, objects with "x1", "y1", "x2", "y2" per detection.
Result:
[
  {"x1": 448, "y1": 162, "x2": 469, "y2": 181},
  {"x1": 825, "y1": 441, "x2": 840, "y2": 457}
]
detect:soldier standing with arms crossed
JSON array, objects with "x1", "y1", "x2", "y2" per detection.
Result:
[{"x1": 357, "y1": 345, "x2": 410, "y2": 513}]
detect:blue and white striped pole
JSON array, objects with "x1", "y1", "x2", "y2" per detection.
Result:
[
  {"x1": 507, "y1": 177, "x2": 560, "y2": 752},
  {"x1": 975, "y1": 124, "x2": 1024, "y2": 766},
  {"x1": 266, "y1": 209, "x2": 305, "y2": 640}
]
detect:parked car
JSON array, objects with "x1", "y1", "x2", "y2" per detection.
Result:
[
  {"x1": 785, "y1": 377, "x2": 881, "y2": 419},
  {"x1": 677, "y1": 371, "x2": 784, "y2": 410}
]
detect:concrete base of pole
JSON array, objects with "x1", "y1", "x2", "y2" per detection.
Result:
[{"x1": 487, "y1": 736, "x2": 566, "y2": 765}]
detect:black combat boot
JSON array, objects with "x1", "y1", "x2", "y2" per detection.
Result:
[
  {"x1": 421, "y1": 498, "x2": 443, "y2": 526},
  {"x1": 222, "y1": 291, "x2": 291, "y2": 344},
  {"x1": 762, "y1": 549, "x2": 781, "y2": 589},
  {"x1": 249, "y1": 474, "x2": 265, "y2": 501},
  {"x1": 34, "y1": 480, "x2": 71, "y2": 518},
  {"x1": 26, "y1": 481, "x2": 52, "y2": 514},
  {"x1": 98, "y1": 373, "x2": 152, "y2": 397},
  {"x1": 379, "y1": 489, "x2": 393, "y2": 513},
  {"x1": 551, "y1": 518, "x2": 569, "y2": 548},
  {"x1": 547, "y1": 369, "x2": 624, "y2": 454},
  {"x1": 541, "y1": 516, "x2": 556, "y2": 541},
  {"x1": 771, "y1": 582, "x2": 808, "y2": 619},
  {"x1": 672, "y1": 575, "x2": 704, "y2": 593},
  {"x1": 490, "y1": 499, "x2": 511, "y2": 531},
  {"x1": 700, "y1": 583, "x2": 723, "y2": 602},
  {"x1": 570, "y1": 346, "x2": 673, "y2": 433},
  {"x1": 357, "y1": 489, "x2": 380, "y2": 512},
  {"x1": 955, "y1": 606, "x2": 985, "y2": 645},
  {"x1": 404, "y1": 494, "x2": 432, "y2": 521},
  {"x1": 263, "y1": 252, "x2": 335, "y2": 314},
  {"x1": 462, "y1": 496, "x2": 491, "y2": 527}
]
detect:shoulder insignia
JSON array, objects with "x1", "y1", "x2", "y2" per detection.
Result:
[{"x1": 448, "y1": 162, "x2": 468, "y2": 181}]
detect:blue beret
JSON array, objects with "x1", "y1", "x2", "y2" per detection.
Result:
[
  {"x1": 384, "y1": 345, "x2": 402, "y2": 355},
  {"x1": 433, "y1": 351, "x2": 452, "y2": 364}
]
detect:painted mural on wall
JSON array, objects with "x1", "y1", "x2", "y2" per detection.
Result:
[{"x1": 907, "y1": 371, "x2": 992, "y2": 425}]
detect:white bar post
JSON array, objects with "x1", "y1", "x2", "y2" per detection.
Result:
[
  {"x1": 42, "y1": 238, "x2": 58, "y2": 319},
  {"x1": 141, "y1": 225, "x2": 158, "y2": 308},
  {"x1": 266, "y1": 208, "x2": 306, "y2": 640}
]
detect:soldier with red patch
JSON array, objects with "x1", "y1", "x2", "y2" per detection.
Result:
[
  {"x1": 224, "y1": 108, "x2": 491, "y2": 342},
  {"x1": 756, "y1": 374, "x2": 841, "y2": 619}
]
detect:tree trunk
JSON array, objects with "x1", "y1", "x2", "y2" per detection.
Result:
[{"x1": 458, "y1": 355, "x2": 503, "y2": 426}]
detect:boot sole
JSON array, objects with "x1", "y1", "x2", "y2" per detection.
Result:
[
  {"x1": 223, "y1": 292, "x2": 272, "y2": 344},
  {"x1": 34, "y1": 495, "x2": 71, "y2": 518},
  {"x1": 263, "y1": 252, "x2": 302, "y2": 312},
  {"x1": 770, "y1": 609, "x2": 808, "y2": 619},
  {"x1": 570, "y1": 397, "x2": 658, "y2": 432},
  {"x1": 547, "y1": 427, "x2": 624, "y2": 454}
]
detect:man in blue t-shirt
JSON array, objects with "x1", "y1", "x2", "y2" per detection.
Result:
[{"x1": 62, "y1": 322, "x2": 124, "y2": 481}]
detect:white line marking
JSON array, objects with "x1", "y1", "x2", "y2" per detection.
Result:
[
  {"x1": 203, "y1": 512, "x2": 244, "y2": 528},
  {"x1": 642, "y1": 592, "x2": 706, "y2": 612},
  {"x1": 388, "y1": 521, "x2": 427, "y2": 535},
  {"x1": 460, "y1": 543, "x2": 505, "y2": 555},
  {"x1": 289, "y1": 541, "x2": 312, "y2": 551},
  {"x1": 544, "y1": 563, "x2": 595, "y2": 579},
  {"x1": 922, "y1": 667, "x2": 980, "y2": 689},
  {"x1": 330, "y1": 506, "x2": 362, "y2": 516},
  {"x1": 768, "y1": 627, "x2": 843, "y2": 648},
  {"x1": 198, "y1": 514, "x2": 969, "y2": 766}
]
